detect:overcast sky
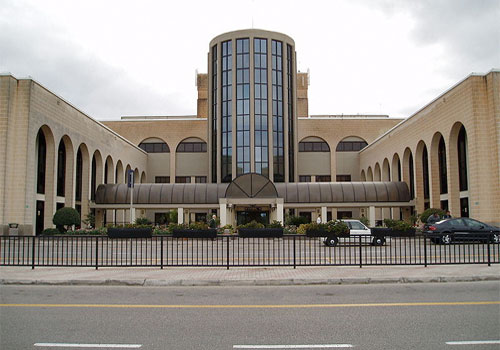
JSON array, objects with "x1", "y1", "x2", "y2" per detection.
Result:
[{"x1": 1, "y1": 0, "x2": 499, "y2": 120}]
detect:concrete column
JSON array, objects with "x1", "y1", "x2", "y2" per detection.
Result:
[
  {"x1": 321, "y1": 206, "x2": 327, "y2": 223},
  {"x1": 219, "y1": 203, "x2": 227, "y2": 226},
  {"x1": 331, "y1": 208, "x2": 338, "y2": 220},
  {"x1": 277, "y1": 203, "x2": 284, "y2": 224},
  {"x1": 95, "y1": 209, "x2": 104, "y2": 228},
  {"x1": 369, "y1": 206, "x2": 376, "y2": 227},
  {"x1": 177, "y1": 207, "x2": 184, "y2": 224}
]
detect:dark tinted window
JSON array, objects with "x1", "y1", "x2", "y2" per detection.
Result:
[
  {"x1": 299, "y1": 141, "x2": 330, "y2": 152},
  {"x1": 336, "y1": 141, "x2": 368, "y2": 152},
  {"x1": 139, "y1": 142, "x2": 170, "y2": 153}
]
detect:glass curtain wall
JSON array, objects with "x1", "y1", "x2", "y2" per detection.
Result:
[
  {"x1": 272, "y1": 40, "x2": 284, "y2": 182},
  {"x1": 254, "y1": 38, "x2": 268, "y2": 176},
  {"x1": 287, "y1": 44, "x2": 294, "y2": 182},
  {"x1": 221, "y1": 40, "x2": 232, "y2": 182},
  {"x1": 211, "y1": 44, "x2": 217, "y2": 183},
  {"x1": 236, "y1": 38, "x2": 250, "y2": 175}
]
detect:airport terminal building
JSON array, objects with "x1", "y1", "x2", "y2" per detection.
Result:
[{"x1": 1, "y1": 29, "x2": 499, "y2": 235}]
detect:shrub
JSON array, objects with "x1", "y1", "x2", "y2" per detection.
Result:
[
  {"x1": 297, "y1": 221, "x2": 349, "y2": 235},
  {"x1": 52, "y1": 207, "x2": 81, "y2": 233},
  {"x1": 41, "y1": 228, "x2": 60, "y2": 235},
  {"x1": 238, "y1": 220, "x2": 265, "y2": 229},
  {"x1": 66, "y1": 228, "x2": 107, "y2": 235},
  {"x1": 168, "y1": 210, "x2": 178, "y2": 224},
  {"x1": 327, "y1": 220, "x2": 349, "y2": 235},
  {"x1": 220, "y1": 224, "x2": 234, "y2": 234},
  {"x1": 286, "y1": 215, "x2": 309, "y2": 226},
  {"x1": 383, "y1": 219, "x2": 413, "y2": 231},
  {"x1": 82, "y1": 212, "x2": 95, "y2": 228},
  {"x1": 266, "y1": 220, "x2": 283, "y2": 228},
  {"x1": 135, "y1": 217, "x2": 152, "y2": 226},
  {"x1": 189, "y1": 221, "x2": 210, "y2": 230},
  {"x1": 358, "y1": 216, "x2": 369, "y2": 226},
  {"x1": 153, "y1": 227, "x2": 170, "y2": 235},
  {"x1": 420, "y1": 208, "x2": 446, "y2": 223},
  {"x1": 167, "y1": 222, "x2": 188, "y2": 233}
]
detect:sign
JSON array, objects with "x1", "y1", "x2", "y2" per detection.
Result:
[{"x1": 127, "y1": 170, "x2": 134, "y2": 188}]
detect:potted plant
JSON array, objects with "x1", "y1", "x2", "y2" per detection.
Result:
[
  {"x1": 171, "y1": 221, "x2": 217, "y2": 238},
  {"x1": 371, "y1": 219, "x2": 416, "y2": 237}
]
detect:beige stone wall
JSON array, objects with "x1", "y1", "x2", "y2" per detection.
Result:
[
  {"x1": 359, "y1": 71, "x2": 500, "y2": 225},
  {"x1": 298, "y1": 116, "x2": 403, "y2": 181},
  {"x1": 197, "y1": 73, "x2": 208, "y2": 119},
  {"x1": 298, "y1": 152, "x2": 330, "y2": 176},
  {"x1": 103, "y1": 118, "x2": 208, "y2": 182},
  {"x1": 297, "y1": 72, "x2": 309, "y2": 117},
  {"x1": 0, "y1": 75, "x2": 148, "y2": 235}
]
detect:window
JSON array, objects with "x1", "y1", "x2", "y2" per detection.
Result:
[
  {"x1": 287, "y1": 44, "x2": 295, "y2": 182},
  {"x1": 350, "y1": 221, "x2": 365, "y2": 230},
  {"x1": 195, "y1": 213, "x2": 207, "y2": 222},
  {"x1": 438, "y1": 137, "x2": 448, "y2": 194},
  {"x1": 57, "y1": 140, "x2": 66, "y2": 197},
  {"x1": 316, "y1": 175, "x2": 331, "y2": 182},
  {"x1": 155, "y1": 213, "x2": 168, "y2": 225},
  {"x1": 139, "y1": 142, "x2": 169, "y2": 153},
  {"x1": 458, "y1": 126, "x2": 468, "y2": 191},
  {"x1": 221, "y1": 40, "x2": 232, "y2": 183},
  {"x1": 155, "y1": 176, "x2": 170, "y2": 183},
  {"x1": 75, "y1": 148, "x2": 83, "y2": 201},
  {"x1": 299, "y1": 175, "x2": 311, "y2": 182},
  {"x1": 272, "y1": 39, "x2": 284, "y2": 182},
  {"x1": 254, "y1": 38, "x2": 268, "y2": 177},
  {"x1": 336, "y1": 141, "x2": 368, "y2": 152},
  {"x1": 195, "y1": 176, "x2": 207, "y2": 183},
  {"x1": 422, "y1": 145, "x2": 430, "y2": 199},
  {"x1": 175, "y1": 176, "x2": 191, "y2": 183},
  {"x1": 177, "y1": 142, "x2": 207, "y2": 152},
  {"x1": 336, "y1": 175, "x2": 351, "y2": 182},
  {"x1": 236, "y1": 38, "x2": 250, "y2": 176},
  {"x1": 337, "y1": 211, "x2": 352, "y2": 219},
  {"x1": 36, "y1": 130, "x2": 46, "y2": 194},
  {"x1": 298, "y1": 141, "x2": 330, "y2": 152}
]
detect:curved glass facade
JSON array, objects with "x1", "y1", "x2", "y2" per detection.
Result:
[{"x1": 209, "y1": 30, "x2": 296, "y2": 184}]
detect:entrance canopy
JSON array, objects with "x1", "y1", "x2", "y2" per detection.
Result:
[{"x1": 94, "y1": 173, "x2": 411, "y2": 207}]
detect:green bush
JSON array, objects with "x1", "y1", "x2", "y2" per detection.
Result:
[
  {"x1": 66, "y1": 228, "x2": 107, "y2": 235},
  {"x1": 327, "y1": 220, "x2": 349, "y2": 235},
  {"x1": 383, "y1": 219, "x2": 413, "y2": 231},
  {"x1": 238, "y1": 220, "x2": 265, "y2": 229},
  {"x1": 168, "y1": 210, "x2": 178, "y2": 224},
  {"x1": 52, "y1": 207, "x2": 81, "y2": 233},
  {"x1": 285, "y1": 215, "x2": 309, "y2": 226},
  {"x1": 189, "y1": 221, "x2": 210, "y2": 230},
  {"x1": 358, "y1": 216, "x2": 369, "y2": 226},
  {"x1": 220, "y1": 224, "x2": 235, "y2": 234},
  {"x1": 135, "y1": 217, "x2": 152, "y2": 226},
  {"x1": 153, "y1": 228, "x2": 170, "y2": 235},
  {"x1": 297, "y1": 221, "x2": 349, "y2": 235},
  {"x1": 167, "y1": 222, "x2": 188, "y2": 233},
  {"x1": 41, "y1": 228, "x2": 60, "y2": 235},
  {"x1": 420, "y1": 208, "x2": 446, "y2": 223},
  {"x1": 266, "y1": 220, "x2": 283, "y2": 228}
]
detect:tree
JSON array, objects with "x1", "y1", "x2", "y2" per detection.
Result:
[{"x1": 53, "y1": 207, "x2": 81, "y2": 233}]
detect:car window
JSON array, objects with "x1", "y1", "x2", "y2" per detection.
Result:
[
  {"x1": 463, "y1": 218, "x2": 483, "y2": 228},
  {"x1": 450, "y1": 219, "x2": 465, "y2": 226},
  {"x1": 350, "y1": 222, "x2": 365, "y2": 230}
]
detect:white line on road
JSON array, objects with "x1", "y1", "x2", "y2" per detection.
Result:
[
  {"x1": 34, "y1": 343, "x2": 142, "y2": 348},
  {"x1": 233, "y1": 345, "x2": 353, "y2": 349},
  {"x1": 446, "y1": 340, "x2": 500, "y2": 345}
]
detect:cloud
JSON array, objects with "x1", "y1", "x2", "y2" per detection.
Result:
[{"x1": 0, "y1": 0, "x2": 187, "y2": 120}]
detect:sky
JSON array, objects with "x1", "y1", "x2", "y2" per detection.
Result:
[{"x1": 1, "y1": 0, "x2": 499, "y2": 121}]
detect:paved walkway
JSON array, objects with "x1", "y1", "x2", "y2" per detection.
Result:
[{"x1": 1, "y1": 264, "x2": 499, "y2": 286}]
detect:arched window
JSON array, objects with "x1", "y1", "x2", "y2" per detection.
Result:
[
  {"x1": 299, "y1": 139, "x2": 330, "y2": 152},
  {"x1": 336, "y1": 139, "x2": 368, "y2": 152},
  {"x1": 438, "y1": 137, "x2": 447, "y2": 194},
  {"x1": 422, "y1": 145, "x2": 429, "y2": 200},
  {"x1": 458, "y1": 126, "x2": 468, "y2": 191},
  {"x1": 57, "y1": 140, "x2": 66, "y2": 197},
  {"x1": 409, "y1": 153, "x2": 415, "y2": 200},
  {"x1": 75, "y1": 148, "x2": 83, "y2": 201},
  {"x1": 36, "y1": 130, "x2": 46, "y2": 194},
  {"x1": 139, "y1": 138, "x2": 170, "y2": 153},
  {"x1": 91, "y1": 155, "x2": 97, "y2": 200}
]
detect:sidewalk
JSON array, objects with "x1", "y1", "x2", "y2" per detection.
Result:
[{"x1": 1, "y1": 264, "x2": 499, "y2": 287}]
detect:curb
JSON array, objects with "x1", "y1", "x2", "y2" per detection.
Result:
[{"x1": 2, "y1": 275, "x2": 499, "y2": 287}]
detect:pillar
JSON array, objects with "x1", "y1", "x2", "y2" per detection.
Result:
[
  {"x1": 369, "y1": 206, "x2": 376, "y2": 227},
  {"x1": 177, "y1": 207, "x2": 184, "y2": 224},
  {"x1": 219, "y1": 203, "x2": 227, "y2": 226},
  {"x1": 321, "y1": 206, "x2": 327, "y2": 223}
]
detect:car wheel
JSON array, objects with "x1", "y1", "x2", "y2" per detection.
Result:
[
  {"x1": 440, "y1": 234, "x2": 452, "y2": 244},
  {"x1": 325, "y1": 236, "x2": 338, "y2": 247},
  {"x1": 372, "y1": 237, "x2": 385, "y2": 246}
]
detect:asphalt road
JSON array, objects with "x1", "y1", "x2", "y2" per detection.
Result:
[{"x1": 1, "y1": 282, "x2": 499, "y2": 350}]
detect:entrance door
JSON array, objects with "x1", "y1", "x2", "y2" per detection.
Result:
[
  {"x1": 237, "y1": 210, "x2": 269, "y2": 226},
  {"x1": 36, "y1": 200, "x2": 44, "y2": 235}
]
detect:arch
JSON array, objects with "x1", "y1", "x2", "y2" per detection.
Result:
[
  {"x1": 225, "y1": 173, "x2": 278, "y2": 199},
  {"x1": 75, "y1": 143, "x2": 90, "y2": 225},
  {"x1": 299, "y1": 136, "x2": 330, "y2": 152},
  {"x1": 391, "y1": 153, "x2": 401, "y2": 182},
  {"x1": 449, "y1": 122, "x2": 469, "y2": 217},
  {"x1": 134, "y1": 168, "x2": 140, "y2": 184},
  {"x1": 367, "y1": 167, "x2": 373, "y2": 181},
  {"x1": 335, "y1": 136, "x2": 368, "y2": 152},
  {"x1": 403, "y1": 147, "x2": 415, "y2": 201},
  {"x1": 139, "y1": 137, "x2": 170, "y2": 153},
  {"x1": 105, "y1": 156, "x2": 114, "y2": 184},
  {"x1": 125, "y1": 164, "x2": 132, "y2": 184},
  {"x1": 115, "y1": 160, "x2": 124, "y2": 184},
  {"x1": 91, "y1": 150, "x2": 103, "y2": 201},
  {"x1": 415, "y1": 140, "x2": 429, "y2": 212},
  {"x1": 382, "y1": 158, "x2": 390, "y2": 181},
  {"x1": 176, "y1": 137, "x2": 208, "y2": 153},
  {"x1": 430, "y1": 132, "x2": 447, "y2": 208},
  {"x1": 35, "y1": 125, "x2": 56, "y2": 234},
  {"x1": 141, "y1": 171, "x2": 147, "y2": 183},
  {"x1": 374, "y1": 163, "x2": 381, "y2": 181},
  {"x1": 360, "y1": 169, "x2": 366, "y2": 182}
]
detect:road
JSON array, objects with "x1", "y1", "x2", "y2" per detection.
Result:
[{"x1": 1, "y1": 282, "x2": 499, "y2": 349}]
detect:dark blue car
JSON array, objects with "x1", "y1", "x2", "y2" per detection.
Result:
[{"x1": 425, "y1": 217, "x2": 500, "y2": 244}]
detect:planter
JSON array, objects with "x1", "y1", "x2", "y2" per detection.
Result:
[
  {"x1": 107, "y1": 227, "x2": 152, "y2": 238},
  {"x1": 306, "y1": 229, "x2": 349, "y2": 238},
  {"x1": 238, "y1": 228, "x2": 284, "y2": 238},
  {"x1": 371, "y1": 227, "x2": 416, "y2": 237},
  {"x1": 172, "y1": 229, "x2": 217, "y2": 238}
]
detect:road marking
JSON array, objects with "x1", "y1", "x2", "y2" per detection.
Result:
[
  {"x1": 33, "y1": 343, "x2": 141, "y2": 348},
  {"x1": 233, "y1": 345, "x2": 353, "y2": 349},
  {"x1": 1, "y1": 301, "x2": 498, "y2": 309},
  {"x1": 446, "y1": 340, "x2": 500, "y2": 345}
]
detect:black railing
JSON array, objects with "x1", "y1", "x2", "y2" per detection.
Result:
[{"x1": 1, "y1": 235, "x2": 498, "y2": 269}]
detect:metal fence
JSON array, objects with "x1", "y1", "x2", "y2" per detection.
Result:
[{"x1": 1, "y1": 235, "x2": 498, "y2": 269}]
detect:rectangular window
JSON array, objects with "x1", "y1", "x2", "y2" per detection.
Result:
[
  {"x1": 254, "y1": 38, "x2": 268, "y2": 177},
  {"x1": 336, "y1": 175, "x2": 351, "y2": 182},
  {"x1": 155, "y1": 176, "x2": 170, "y2": 183},
  {"x1": 177, "y1": 142, "x2": 207, "y2": 152},
  {"x1": 299, "y1": 175, "x2": 311, "y2": 182},
  {"x1": 316, "y1": 175, "x2": 331, "y2": 182},
  {"x1": 175, "y1": 176, "x2": 191, "y2": 183},
  {"x1": 211, "y1": 44, "x2": 218, "y2": 183},
  {"x1": 195, "y1": 176, "x2": 207, "y2": 183},
  {"x1": 287, "y1": 44, "x2": 294, "y2": 182},
  {"x1": 221, "y1": 40, "x2": 233, "y2": 182},
  {"x1": 272, "y1": 40, "x2": 284, "y2": 182},
  {"x1": 236, "y1": 38, "x2": 250, "y2": 176}
]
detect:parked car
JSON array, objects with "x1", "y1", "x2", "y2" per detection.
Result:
[
  {"x1": 424, "y1": 217, "x2": 500, "y2": 244},
  {"x1": 323, "y1": 219, "x2": 374, "y2": 246}
]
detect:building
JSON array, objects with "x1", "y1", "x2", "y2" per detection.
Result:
[{"x1": 0, "y1": 29, "x2": 498, "y2": 235}]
